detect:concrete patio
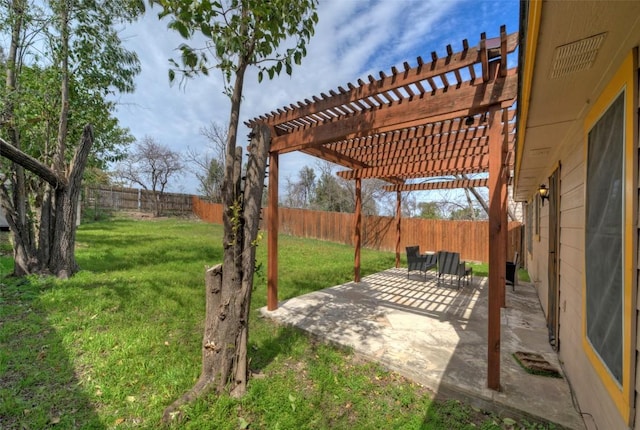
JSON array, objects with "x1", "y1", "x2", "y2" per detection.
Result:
[{"x1": 260, "y1": 268, "x2": 585, "y2": 429}]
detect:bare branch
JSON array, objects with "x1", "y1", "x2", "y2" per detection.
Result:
[{"x1": 0, "y1": 136, "x2": 66, "y2": 189}]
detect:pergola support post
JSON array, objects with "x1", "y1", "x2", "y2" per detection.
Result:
[
  {"x1": 501, "y1": 109, "x2": 509, "y2": 309},
  {"x1": 354, "y1": 178, "x2": 362, "y2": 282},
  {"x1": 395, "y1": 190, "x2": 401, "y2": 268},
  {"x1": 487, "y1": 105, "x2": 507, "y2": 390},
  {"x1": 267, "y1": 152, "x2": 279, "y2": 311}
]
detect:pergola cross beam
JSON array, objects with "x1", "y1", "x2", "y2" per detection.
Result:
[{"x1": 269, "y1": 72, "x2": 518, "y2": 154}]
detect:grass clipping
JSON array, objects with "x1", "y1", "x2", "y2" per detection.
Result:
[{"x1": 513, "y1": 352, "x2": 562, "y2": 378}]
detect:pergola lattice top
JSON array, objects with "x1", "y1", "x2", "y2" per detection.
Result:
[{"x1": 247, "y1": 26, "x2": 518, "y2": 191}]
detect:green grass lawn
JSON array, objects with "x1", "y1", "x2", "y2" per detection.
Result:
[{"x1": 0, "y1": 218, "x2": 545, "y2": 429}]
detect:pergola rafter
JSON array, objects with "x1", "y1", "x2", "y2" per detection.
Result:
[
  {"x1": 247, "y1": 25, "x2": 518, "y2": 393},
  {"x1": 253, "y1": 32, "x2": 518, "y2": 129},
  {"x1": 384, "y1": 178, "x2": 489, "y2": 192}
]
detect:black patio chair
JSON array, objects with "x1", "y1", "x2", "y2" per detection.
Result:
[
  {"x1": 506, "y1": 252, "x2": 519, "y2": 291},
  {"x1": 406, "y1": 246, "x2": 437, "y2": 280},
  {"x1": 437, "y1": 251, "x2": 472, "y2": 288}
]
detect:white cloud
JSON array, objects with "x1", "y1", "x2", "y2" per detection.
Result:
[{"x1": 114, "y1": 0, "x2": 519, "y2": 194}]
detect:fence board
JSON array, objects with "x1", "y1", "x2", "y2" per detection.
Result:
[
  {"x1": 83, "y1": 186, "x2": 194, "y2": 215},
  {"x1": 192, "y1": 197, "x2": 523, "y2": 263}
]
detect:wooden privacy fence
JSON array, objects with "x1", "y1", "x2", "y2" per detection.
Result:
[
  {"x1": 192, "y1": 196, "x2": 522, "y2": 263},
  {"x1": 83, "y1": 186, "x2": 194, "y2": 215}
]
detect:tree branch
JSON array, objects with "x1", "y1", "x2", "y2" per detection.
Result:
[
  {"x1": 0, "y1": 137, "x2": 67, "y2": 189},
  {"x1": 67, "y1": 124, "x2": 94, "y2": 190}
]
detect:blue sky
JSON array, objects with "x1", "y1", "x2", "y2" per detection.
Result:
[{"x1": 114, "y1": 0, "x2": 520, "y2": 195}]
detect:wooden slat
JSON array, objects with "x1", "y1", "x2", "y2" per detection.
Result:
[
  {"x1": 271, "y1": 73, "x2": 518, "y2": 153},
  {"x1": 383, "y1": 178, "x2": 488, "y2": 192},
  {"x1": 480, "y1": 32, "x2": 489, "y2": 82},
  {"x1": 346, "y1": 136, "x2": 489, "y2": 165},
  {"x1": 336, "y1": 154, "x2": 489, "y2": 180},
  {"x1": 361, "y1": 141, "x2": 489, "y2": 168},
  {"x1": 500, "y1": 25, "x2": 508, "y2": 78},
  {"x1": 246, "y1": 32, "x2": 519, "y2": 128}
]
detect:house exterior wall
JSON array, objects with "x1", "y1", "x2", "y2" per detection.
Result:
[{"x1": 524, "y1": 53, "x2": 639, "y2": 430}]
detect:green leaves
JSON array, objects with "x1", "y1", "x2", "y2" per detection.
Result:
[
  {"x1": 169, "y1": 19, "x2": 191, "y2": 38},
  {"x1": 153, "y1": 0, "x2": 319, "y2": 90},
  {"x1": 179, "y1": 44, "x2": 199, "y2": 69}
]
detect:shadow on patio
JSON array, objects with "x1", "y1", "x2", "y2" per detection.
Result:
[{"x1": 260, "y1": 268, "x2": 585, "y2": 429}]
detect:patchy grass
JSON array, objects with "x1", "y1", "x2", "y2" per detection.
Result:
[
  {"x1": 467, "y1": 262, "x2": 531, "y2": 283},
  {"x1": 1, "y1": 218, "x2": 551, "y2": 429}
]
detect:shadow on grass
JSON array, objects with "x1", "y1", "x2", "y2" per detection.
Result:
[
  {"x1": 75, "y1": 234, "x2": 222, "y2": 274},
  {"x1": 0, "y1": 278, "x2": 105, "y2": 429},
  {"x1": 249, "y1": 327, "x2": 295, "y2": 372}
]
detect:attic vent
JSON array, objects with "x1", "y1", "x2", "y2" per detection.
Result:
[
  {"x1": 550, "y1": 32, "x2": 607, "y2": 79},
  {"x1": 529, "y1": 147, "x2": 550, "y2": 158}
]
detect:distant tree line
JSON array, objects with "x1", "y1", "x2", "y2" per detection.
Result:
[
  {"x1": 282, "y1": 162, "x2": 400, "y2": 216},
  {"x1": 282, "y1": 164, "x2": 497, "y2": 220}
]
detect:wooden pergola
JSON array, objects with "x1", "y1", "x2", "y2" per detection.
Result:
[{"x1": 247, "y1": 26, "x2": 518, "y2": 391}]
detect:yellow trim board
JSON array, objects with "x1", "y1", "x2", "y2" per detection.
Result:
[
  {"x1": 515, "y1": 0, "x2": 542, "y2": 185},
  {"x1": 582, "y1": 49, "x2": 637, "y2": 425}
]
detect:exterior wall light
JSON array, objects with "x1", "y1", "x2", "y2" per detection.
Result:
[{"x1": 538, "y1": 184, "x2": 550, "y2": 206}]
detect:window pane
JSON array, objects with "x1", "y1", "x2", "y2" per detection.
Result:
[{"x1": 585, "y1": 92, "x2": 624, "y2": 384}]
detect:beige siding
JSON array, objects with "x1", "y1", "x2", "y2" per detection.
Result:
[
  {"x1": 527, "y1": 116, "x2": 633, "y2": 428},
  {"x1": 531, "y1": 201, "x2": 550, "y2": 315}
]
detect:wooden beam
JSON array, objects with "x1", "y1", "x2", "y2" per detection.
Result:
[
  {"x1": 395, "y1": 190, "x2": 401, "y2": 268},
  {"x1": 384, "y1": 178, "x2": 488, "y2": 192},
  {"x1": 267, "y1": 152, "x2": 279, "y2": 311},
  {"x1": 480, "y1": 33, "x2": 489, "y2": 82},
  {"x1": 487, "y1": 105, "x2": 507, "y2": 390},
  {"x1": 247, "y1": 32, "x2": 519, "y2": 128},
  {"x1": 500, "y1": 107, "x2": 510, "y2": 309},
  {"x1": 271, "y1": 74, "x2": 518, "y2": 154},
  {"x1": 301, "y1": 147, "x2": 404, "y2": 185},
  {"x1": 499, "y1": 25, "x2": 508, "y2": 78},
  {"x1": 337, "y1": 154, "x2": 488, "y2": 180},
  {"x1": 354, "y1": 178, "x2": 362, "y2": 282}
]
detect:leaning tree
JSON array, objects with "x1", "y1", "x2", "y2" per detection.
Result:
[
  {"x1": 0, "y1": 0, "x2": 142, "y2": 278},
  {"x1": 149, "y1": 0, "x2": 319, "y2": 422}
]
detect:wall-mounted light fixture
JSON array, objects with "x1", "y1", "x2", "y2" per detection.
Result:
[{"x1": 538, "y1": 184, "x2": 550, "y2": 206}]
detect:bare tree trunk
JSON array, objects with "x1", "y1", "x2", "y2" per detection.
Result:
[
  {"x1": 456, "y1": 173, "x2": 520, "y2": 220},
  {"x1": 53, "y1": 0, "x2": 70, "y2": 173},
  {"x1": 2, "y1": 0, "x2": 37, "y2": 276},
  {"x1": 216, "y1": 53, "x2": 247, "y2": 392},
  {"x1": 162, "y1": 123, "x2": 270, "y2": 423},
  {"x1": 463, "y1": 187, "x2": 476, "y2": 220},
  {"x1": 37, "y1": 187, "x2": 54, "y2": 268},
  {"x1": 232, "y1": 123, "x2": 270, "y2": 396},
  {"x1": 0, "y1": 126, "x2": 93, "y2": 278},
  {"x1": 49, "y1": 125, "x2": 93, "y2": 278}
]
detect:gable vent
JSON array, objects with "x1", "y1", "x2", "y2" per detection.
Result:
[{"x1": 550, "y1": 32, "x2": 607, "y2": 79}]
